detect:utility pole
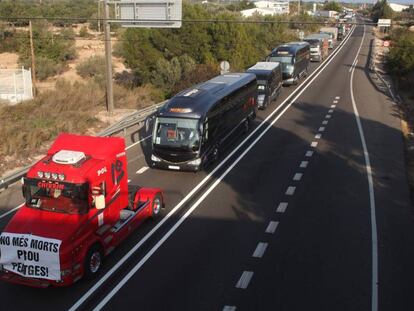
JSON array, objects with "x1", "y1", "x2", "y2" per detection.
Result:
[
  {"x1": 103, "y1": 0, "x2": 114, "y2": 114},
  {"x1": 98, "y1": 0, "x2": 101, "y2": 33},
  {"x1": 298, "y1": 0, "x2": 301, "y2": 15},
  {"x1": 29, "y1": 20, "x2": 37, "y2": 97}
]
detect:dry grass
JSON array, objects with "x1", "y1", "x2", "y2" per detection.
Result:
[{"x1": 0, "y1": 80, "x2": 163, "y2": 176}]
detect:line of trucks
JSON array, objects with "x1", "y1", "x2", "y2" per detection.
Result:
[{"x1": 0, "y1": 24, "x2": 349, "y2": 287}]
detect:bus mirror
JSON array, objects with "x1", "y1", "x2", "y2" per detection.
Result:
[{"x1": 95, "y1": 195, "x2": 106, "y2": 210}]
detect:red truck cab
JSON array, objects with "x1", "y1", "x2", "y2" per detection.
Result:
[{"x1": 0, "y1": 134, "x2": 163, "y2": 287}]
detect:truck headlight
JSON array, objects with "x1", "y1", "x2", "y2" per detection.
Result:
[
  {"x1": 151, "y1": 154, "x2": 161, "y2": 162},
  {"x1": 188, "y1": 158, "x2": 201, "y2": 166}
]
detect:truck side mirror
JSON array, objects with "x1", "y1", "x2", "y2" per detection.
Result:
[{"x1": 95, "y1": 195, "x2": 106, "y2": 210}]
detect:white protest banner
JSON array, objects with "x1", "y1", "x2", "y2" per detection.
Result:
[{"x1": 0, "y1": 232, "x2": 62, "y2": 281}]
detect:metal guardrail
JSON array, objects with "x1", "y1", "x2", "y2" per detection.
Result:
[
  {"x1": 0, "y1": 101, "x2": 166, "y2": 191},
  {"x1": 370, "y1": 38, "x2": 400, "y2": 104}
]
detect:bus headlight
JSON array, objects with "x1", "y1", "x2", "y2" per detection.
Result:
[
  {"x1": 188, "y1": 158, "x2": 201, "y2": 166},
  {"x1": 151, "y1": 154, "x2": 161, "y2": 162}
]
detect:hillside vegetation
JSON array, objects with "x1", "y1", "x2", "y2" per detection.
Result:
[{"x1": 0, "y1": 0, "x2": 323, "y2": 176}]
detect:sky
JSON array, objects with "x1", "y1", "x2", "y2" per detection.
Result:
[{"x1": 301, "y1": 0, "x2": 413, "y2": 4}]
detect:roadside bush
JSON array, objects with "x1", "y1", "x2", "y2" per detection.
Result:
[
  {"x1": 76, "y1": 55, "x2": 109, "y2": 86},
  {"x1": 35, "y1": 57, "x2": 66, "y2": 80},
  {"x1": 79, "y1": 26, "x2": 89, "y2": 37},
  {"x1": 118, "y1": 3, "x2": 318, "y2": 93},
  {"x1": 114, "y1": 70, "x2": 142, "y2": 89},
  {"x1": 387, "y1": 28, "x2": 414, "y2": 79},
  {"x1": 18, "y1": 22, "x2": 77, "y2": 66},
  {"x1": 172, "y1": 64, "x2": 219, "y2": 95},
  {"x1": 113, "y1": 84, "x2": 165, "y2": 109},
  {"x1": 0, "y1": 23, "x2": 21, "y2": 53}
]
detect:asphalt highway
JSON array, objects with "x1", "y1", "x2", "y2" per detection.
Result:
[{"x1": 1, "y1": 20, "x2": 413, "y2": 311}]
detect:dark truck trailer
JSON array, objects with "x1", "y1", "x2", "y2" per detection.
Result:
[
  {"x1": 151, "y1": 73, "x2": 257, "y2": 172},
  {"x1": 267, "y1": 41, "x2": 310, "y2": 86},
  {"x1": 246, "y1": 62, "x2": 282, "y2": 110}
]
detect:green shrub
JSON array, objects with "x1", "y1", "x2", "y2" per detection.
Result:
[
  {"x1": 79, "y1": 26, "x2": 89, "y2": 38},
  {"x1": 76, "y1": 55, "x2": 109, "y2": 86},
  {"x1": 35, "y1": 57, "x2": 65, "y2": 80}
]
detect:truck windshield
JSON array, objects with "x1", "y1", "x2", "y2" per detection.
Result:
[
  {"x1": 23, "y1": 178, "x2": 89, "y2": 214},
  {"x1": 153, "y1": 117, "x2": 200, "y2": 151}
]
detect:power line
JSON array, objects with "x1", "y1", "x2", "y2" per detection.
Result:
[{"x1": 0, "y1": 15, "x2": 381, "y2": 26}]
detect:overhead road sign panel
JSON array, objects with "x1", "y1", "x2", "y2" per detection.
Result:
[{"x1": 109, "y1": 0, "x2": 182, "y2": 28}]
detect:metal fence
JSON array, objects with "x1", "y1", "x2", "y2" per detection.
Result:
[{"x1": 0, "y1": 68, "x2": 33, "y2": 104}]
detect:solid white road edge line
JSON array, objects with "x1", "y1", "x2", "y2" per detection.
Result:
[
  {"x1": 125, "y1": 135, "x2": 152, "y2": 151},
  {"x1": 70, "y1": 25, "x2": 357, "y2": 311},
  {"x1": 349, "y1": 24, "x2": 378, "y2": 311}
]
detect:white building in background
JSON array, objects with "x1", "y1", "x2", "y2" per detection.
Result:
[
  {"x1": 389, "y1": 3, "x2": 409, "y2": 12},
  {"x1": 241, "y1": 0, "x2": 290, "y2": 17}
]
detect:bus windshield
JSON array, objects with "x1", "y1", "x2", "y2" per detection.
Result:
[
  {"x1": 153, "y1": 117, "x2": 200, "y2": 151},
  {"x1": 23, "y1": 178, "x2": 89, "y2": 214},
  {"x1": 268, "y1": 56, "x2": 293, "y2": 64}
]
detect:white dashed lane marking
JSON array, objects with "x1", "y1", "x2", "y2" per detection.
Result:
[
  {"x1": 318, "y1": 127, "x2": 325, "y2": 132},
  {"x1": 315, "y1": 134, "x2": 322, "y2": 139},
  {"x1": 236, "y1": 271, "x2": 254, "y2": 289},
  {"x1": 335, "y1": 96, "x2": 340, "y2": 100},
  {"x1": 293, "y1": 173, "x2": 303, "y2": 181},
  {"x1": 325, "y1": 114, "x2": 332, "y2": 119},
  {"x1": 331, "y1": 104, "x2": 336, "y2": 108},
  {"x1": 277, "y1": 202, "x2": 288, "y2": 213},
  {"x1": 285, "y1": 187, "x2": 296, "y2": 195},
  {"x1": 322, "y1": 120, "x2": 328, "y2": 125},
  {"x1": 311, "y1": 141, "x2": 318, "y2": 147},
  {"x1": 300, "y1": 161, "x2": 308, "y2": 168},
  {"x1": 223, "y1": 306, "x2": 237, "y2": 311},
  {"x1": 252, "y1": 242, "x2": 268, "y2": 258},
  {"x1": 328, "y1": 109, "x2": 334, "y2": 113},
  {"x1": 136, "y1": 166, "x2": 149, "y2": 174},
  {"x1": 305, "y1": 150, "x2": 314, "y2": 157},
  {"x1": 265, "y1": 221, "x2": 279, "y2": 234}
]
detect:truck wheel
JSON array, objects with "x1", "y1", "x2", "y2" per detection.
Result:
[
  {"x1": 84, "y1": 245, "x2": 103, "y2": 278},
  {"x1": 151, "y1": 193, "x2": 163, "y2": 219}
]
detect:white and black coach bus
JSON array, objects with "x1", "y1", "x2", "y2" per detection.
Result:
[
  {"x1": 150, "y1": 73, "x2": 257, "y2": 171},
  {"x1": 267, "y1": 41, "x2": 310, "y2": 85}
]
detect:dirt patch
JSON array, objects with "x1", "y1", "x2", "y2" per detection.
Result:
[
  {"x1": 37, "y1": 35, "x2": 127, "y2": 93},
  {"x1": 0, "y1": 52, "x2": 19, "y2": 69}
]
